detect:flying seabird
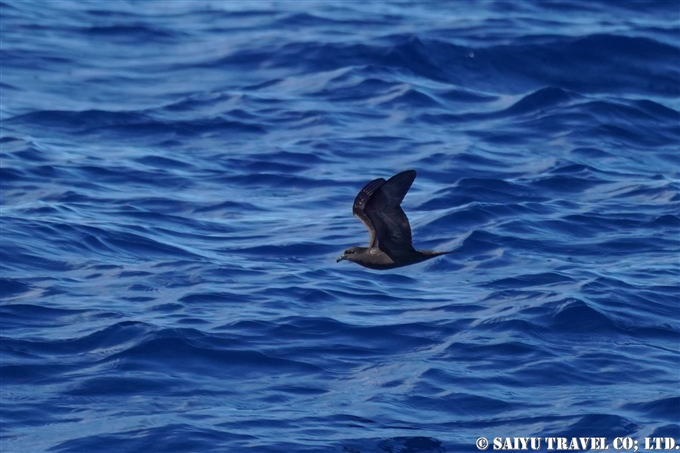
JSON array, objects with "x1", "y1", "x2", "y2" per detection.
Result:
[{"x1": 337, "y1": 170, "x2": 451, "y2": 270}]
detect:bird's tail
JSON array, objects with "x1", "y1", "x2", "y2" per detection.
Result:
[{"x1": 420, "y1": 250, "x2": 454, "y2": 257}]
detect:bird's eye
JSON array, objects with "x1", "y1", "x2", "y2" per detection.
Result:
[{"x1": 346, "y1": 250, "x2": 353, "y2": 254}]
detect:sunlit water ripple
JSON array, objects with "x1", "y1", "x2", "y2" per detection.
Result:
[{"x1": 1, "y1": 1, "x2": 679, "y2": 452}]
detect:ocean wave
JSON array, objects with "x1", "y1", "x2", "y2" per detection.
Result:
[{"x1": 2, "y1": 1, "x2": 678, "y2": 452}]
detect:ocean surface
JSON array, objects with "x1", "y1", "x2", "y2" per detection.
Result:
[{"x1": 1, "y1": 1, "x2": 679, "y2": 452}]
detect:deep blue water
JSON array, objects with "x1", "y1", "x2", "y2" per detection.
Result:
[{"x1": 1, "y1": 1, "x2": 679, "y2": 452}]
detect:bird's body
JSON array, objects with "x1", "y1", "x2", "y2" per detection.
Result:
[{"x1": 337, "y1": 170, "x2": 450, "y2": 270}]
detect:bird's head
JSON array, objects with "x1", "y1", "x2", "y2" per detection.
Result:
[{"x1": 336, "y1": 246, "x2": 367, "y2": 263}]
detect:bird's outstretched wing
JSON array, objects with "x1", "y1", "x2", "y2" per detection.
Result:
[
  {"x1": 353, "y1": 177, "x2": 386, "y2": 248},
  {"x1": 365, "y1": 170, "x2": 417, "y2": 258}
]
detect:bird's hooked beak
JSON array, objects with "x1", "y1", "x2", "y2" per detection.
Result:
[{"x1": 336, "y1": 254, "x2": 347, "y2": 263}]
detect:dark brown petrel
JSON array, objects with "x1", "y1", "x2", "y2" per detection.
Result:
[{"x1": 337, "y1": 170, "x2": 451, "y2": 270}]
